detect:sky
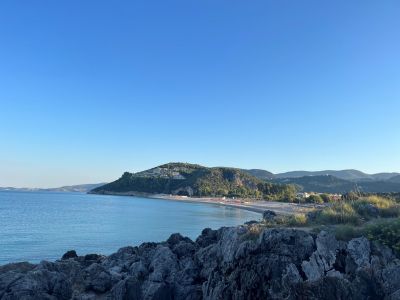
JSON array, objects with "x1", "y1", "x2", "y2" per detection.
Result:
[{"x1": 0, "y1": 0, "x2": 399, "y2": 188}]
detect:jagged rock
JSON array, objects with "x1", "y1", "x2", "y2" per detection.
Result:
[
  {"x1": 302, "y1": 231, "x2": 339, "y2": 281},
  {"x1": 347, "y1": 237, "x2": 371, "y2": 270},
  {"x1": 259, "y1": 228, "x2": 315, "y2": 263},
  {"x1": 282, "y1": 263, "x2": 302, "y2": 289},
  {"x1": 195, "y1": 228, "x2": 218, "y2": 248},
  {"x1": 129, "y1": 260, "x2": 148, "y2": 279},
  {"x1": 84, "y1": 263, "x2": 112, "y2": 293},
  {"x1": 62, "y1": 250, "x2": 78, "y2": 260},
  {"x1": 84, "y1": 254, "x2": 103, "y2": 262},
  {"x1": 1, "y1": 225, "x2": 399, "y2": 299},
  {"x1": 380, "y1": 265, "x2": 400, "y2": 296},
  {"x1": 148, "y1": 246, "x2": 178, "y2": 282}
]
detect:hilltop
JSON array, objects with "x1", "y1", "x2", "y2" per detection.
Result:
[{"x1": 91, "y1": 163, "x2": 295, "y2": 200}]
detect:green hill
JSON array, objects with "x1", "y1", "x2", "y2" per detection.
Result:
[{"x1": 91, "y1": 163, "x2": 295, "y2": 200}]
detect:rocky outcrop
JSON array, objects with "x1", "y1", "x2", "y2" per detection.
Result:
[
  {"x1": 262, "y1": 210, "x2": 277, "y2": 221},
  {"x1": 1, "y1": 226, "x2": 399, "y2": 299}
]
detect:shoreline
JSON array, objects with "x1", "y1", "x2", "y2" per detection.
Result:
[{"x1": 89, "y1": 191, "x2": 317, "y2": 215}]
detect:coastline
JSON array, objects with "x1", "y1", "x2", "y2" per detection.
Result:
[{"x1": 89, "y1": 191, "x2": 317, "y2": 215}]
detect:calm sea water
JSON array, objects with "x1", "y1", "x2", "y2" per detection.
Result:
[{"x1": 0, "y1": 191, "x2": 259, "y2": 264}]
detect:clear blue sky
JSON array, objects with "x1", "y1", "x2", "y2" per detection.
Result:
[{"x1": 1, "y1": 1, "x2": 399, "y2": 188}]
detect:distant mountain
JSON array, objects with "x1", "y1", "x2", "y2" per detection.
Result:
[
  {"x1": 273, "y1": 175, "x2": 400, "y2": 194},
  {"x1": 242, "y1": 169, "x2": 275, "y2": 180},
  {"x1": 388, "y1": 175, "x2": 400, "y2": 183},
  {"x1": 0, "y1": 183, "x2": 107, "y2": 193},
  {"x1": 43, "y1": 183, "x2": 107, "y2": 193},
  {"x1": 357, "y1": 180, "x2": 400, "y2": 193},
  {"x1": 274, "y1": 175, "x2": 358, "y2": 194},
  {"x1": 92, "y1": 163, "x2": 294, "y2": 200},
  {"x1": 275, "y1": 170, "x2": 400, "y2": 182},
  {"x1": 0, "y1": 187, "x2": 40, "y2": 192},
  {"x1": 371, "y1": 173, "x2": 400, "y2": 181}
]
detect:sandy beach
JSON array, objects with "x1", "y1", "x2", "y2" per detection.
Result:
[{"x1": 92, "y1": 191, "x2": 317, "y2": 216}]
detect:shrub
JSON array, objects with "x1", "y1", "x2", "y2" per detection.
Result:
[
  {"x1": 308, "y1": 194, "x2": 324, "y2": 204},
  {"x1": 320, "y1": 194, "x2": 332, "y2": 203},
  {"x1": 313, "y1": 202, "x2": 360, "y2": 225},
  {"x1": 241, "y1": 224, "x2": 264, "y2": 241},
  {"x1": 363, "y1": 219, "x2": 400, "y2": 256},
  {"x1": 263, "y1": 213, "x2": 308, "y2": 227},
  {"x1": 362, "y1": 196, "x2": 393, "y2": 209},
  {"x1": 343, "y1": 192, "x2": 360, "y2": 201},
  {"x1": 355, "y1": 196, "x2": 400, "y2": 218},
  {"x1": 287, "y1": 213, "x2": 308, "y2": 226},
  {"x1": 333, "y1": 225, "x2": 360, "y2": 241}
]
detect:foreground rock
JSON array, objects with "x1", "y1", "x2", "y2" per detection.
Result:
[{"x1": 1, "y1": 226, "x2": 399, "y2": 299}]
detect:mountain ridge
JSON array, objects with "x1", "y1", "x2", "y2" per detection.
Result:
[
  {"x1": 274, "y1": 169, "x2": 400, "y2": 181},
  {"x1": 92, "y1": 162, "x2": 295, "y2": 200}
]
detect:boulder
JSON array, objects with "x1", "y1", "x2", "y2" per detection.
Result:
[
  {"x1": 61, "y1": 250, "x2": 78, "y2": 260},
  {"x1": 262, "y1": 210, "x2": 277, "y2": 221}
]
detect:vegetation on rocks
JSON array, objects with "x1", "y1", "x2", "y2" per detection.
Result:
[
  {"x1": 331, "y1": 219, "x2": 400, "y2": 255},
  {"x1": 262, "y1": 195, "x2": 400, "y2": 256}
]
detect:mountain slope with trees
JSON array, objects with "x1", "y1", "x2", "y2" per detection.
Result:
[{"x1": 92, "y1": 163, "x2": 295, "y2": 200}]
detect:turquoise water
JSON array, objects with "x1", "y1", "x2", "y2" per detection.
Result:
[{"x1": 0, "y1": 191, "x2": 259, "y2": 264}]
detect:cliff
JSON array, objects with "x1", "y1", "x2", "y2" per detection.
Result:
[{"x1": 1, "y1": 224, "x2": 399, "y2": 299}]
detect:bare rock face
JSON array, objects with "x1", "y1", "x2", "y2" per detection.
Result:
[
  {"x1": 1, "y1": 226, "x2": 399, "y2": 299},
  {"x1": 302, "y1": 231, "x2": 340, "y2": 281}
]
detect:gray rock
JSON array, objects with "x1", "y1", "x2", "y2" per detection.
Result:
[
  {"x1": 129, "y1": 260, "x2": 148, "y2": 280},
  {"x1": 61, "y1": 250, "x2": 78, "y2": 260},
  {"x1": 84, "y1": 263, "x2": 112, "y2": 293},
  {"x1": 1, "y1": 225, "x2": 398, "y2": 299},
  {"x1": 347, "y1": 237, "x2": 371, "y2": 270},
  {"x1": 302, "y1": 231, "x2": 340, "y2": 281},
  {"x1": 380, "y1": 265, "x2": 400, "y2": 295},
  {"x1": 195, "y1": 228, "x2": 218, "y2": 248},
  {"x1": 262, "y1": 210, "x2": 277, "y2": 221}
]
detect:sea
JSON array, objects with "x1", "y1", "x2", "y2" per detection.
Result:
[{"x1": 0, "y1": 190, "x2": 259, "y2": 264}]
